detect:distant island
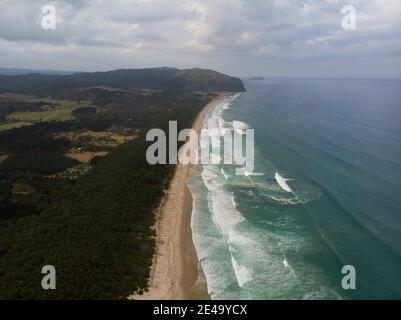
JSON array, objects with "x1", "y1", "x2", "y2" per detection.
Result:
[{"x1": 250, "y1": 76, "x2": 266, "y2": 81}]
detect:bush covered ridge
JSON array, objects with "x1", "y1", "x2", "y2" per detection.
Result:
[{"x1": 0, "y1": 67, "x2": 246, "y2": 96}]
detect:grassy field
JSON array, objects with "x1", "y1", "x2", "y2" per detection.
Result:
[
  {"x1": 0, "y1": 94, "x2": 90, "y2": 108},
  {"x1": 0, "y1": 121, "x2": 32, "y2": 131},
  {"x1": 7, "y1": 108, "x2": 75, "y2": 122},
  {"x1": 1, "y1": 95, "x2": 91, "y2": 126}
]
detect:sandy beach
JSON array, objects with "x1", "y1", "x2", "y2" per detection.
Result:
[{"x1": 129, "y1": 93, "x2": 229, "y2": 300}]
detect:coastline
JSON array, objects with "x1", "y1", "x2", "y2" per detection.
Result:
[{"x1": 129, "y1": 93, "x2": 230, "y2": 300}]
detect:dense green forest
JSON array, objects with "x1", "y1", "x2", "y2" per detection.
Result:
[{"x1": 0, "y1": 84, "x2": 215, "y2": 298}]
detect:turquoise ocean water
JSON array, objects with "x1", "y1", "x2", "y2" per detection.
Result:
[{"x1": 189, "y1": 78, "x2": 401, "y2": 300}]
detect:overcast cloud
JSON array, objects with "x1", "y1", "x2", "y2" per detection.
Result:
[{"x1": 0, "y1": 0, "x2": 400, "y2": 77}]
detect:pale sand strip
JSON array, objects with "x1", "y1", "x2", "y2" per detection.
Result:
[{"x1": 128, "y1": 93, "x2": 229, "y2": 300}]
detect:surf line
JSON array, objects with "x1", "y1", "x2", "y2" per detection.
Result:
[{"x1": 275, "y1": 172, "x2": 293, "y2": 193}]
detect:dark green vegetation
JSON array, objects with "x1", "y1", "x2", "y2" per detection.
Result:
[
  {"x1": 72, "y1": 106, "x2": 97, "y2": 117},
  {"x1": 0, "y1": 69, "x2": 245, "y2": 299}
]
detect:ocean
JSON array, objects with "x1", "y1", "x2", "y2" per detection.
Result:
[{"x1": 189, "y1": 78, "x2": 401, "y2": 300}]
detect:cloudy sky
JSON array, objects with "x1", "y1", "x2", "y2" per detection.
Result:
[{"x1": 0, "y1": 0, "x2": 400, "y2": 77}]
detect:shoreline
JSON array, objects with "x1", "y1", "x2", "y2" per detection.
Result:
[{"x1": 129, "y1": 93, "x2": 230, "y2": 300}]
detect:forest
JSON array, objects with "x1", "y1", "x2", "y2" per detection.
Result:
[{"x1": 0, "y1": 84, "x2": 215, "y2": 298}]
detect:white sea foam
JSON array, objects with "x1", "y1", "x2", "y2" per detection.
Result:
[
  {"x1": 211, "y1": 93, "x2": 240, "y2": 115},
  {"x1": 222, "y1": 93, "x2": 241, "y2": 110},
  {"x1": 232, "y1": 120, "x2": 249, "y2": 130},
  {"x1": 192, "y1": 92, "x2": 262, "y2": 298},
  {"x1": 228, "y1": 229, "x2": 257, "y2": 248},
  {"x1": 230, "y1": 255, "x2": 253, "y2": 287},
  {"x1": 200, "y1": 167, "x2": 220, "y2": 191},
  {"x1": 231, "y1": 193, "x2": 237, "y2": 208},
  {"x1": 221, "y1": 168, "x2": 229, "y2": 180},
  {"x1": 201, "y1": 167, "x2": 244, "y2": 233},
  {"x1": 261, "y1": 192, "x2": 303, "y2": 206},
  {"x1": 275, "y1": 172, "x2": 293, "y2": 193},
  {"x1": 232, "y1": 120, "x2": 249, "y2": 135},
  {"x1": 244, "y1": 171, "x2": 264, "y2": 177}
]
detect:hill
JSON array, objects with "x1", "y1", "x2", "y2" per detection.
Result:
[{"x1": 0, "y1": 67, "x2": 245, "y2": 95}]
